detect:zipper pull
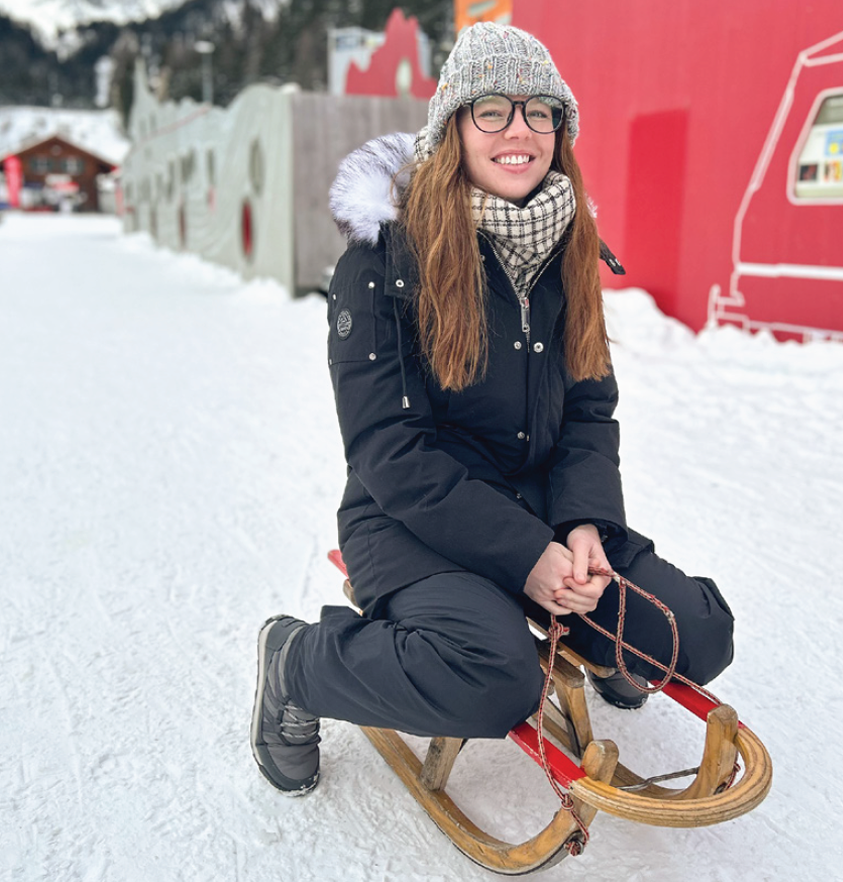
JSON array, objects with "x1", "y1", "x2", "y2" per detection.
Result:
[{"x1": 520, "y1": 296, "x2": 531, "y2": 344}]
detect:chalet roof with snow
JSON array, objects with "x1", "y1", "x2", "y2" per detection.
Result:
[
  {"x1": 0, "y1": 106, "x2": 130, "y2": 167},
  {"x1": 1, "y1": 133, "x2": 119, "y2": 169}
]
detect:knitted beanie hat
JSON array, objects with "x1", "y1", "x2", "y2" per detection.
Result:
[{"x1": 425, "y1": 22, "x2": 579, "y2": 154}]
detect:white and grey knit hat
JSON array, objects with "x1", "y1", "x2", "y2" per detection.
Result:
[{"x1": 425, "y1": 22, "x2": 579, "y2": 154}]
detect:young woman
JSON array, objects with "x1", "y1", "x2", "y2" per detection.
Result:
[{"x1": 250, "y1": 22, "x2": 735, "y2": 796}]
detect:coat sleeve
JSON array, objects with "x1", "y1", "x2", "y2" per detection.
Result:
[
  {"x1": 546, "y1": 368, "x2": 628, "y2": 544},
  {"x1": 327, "y1": 241, "x2": 554, "y2": 594}
]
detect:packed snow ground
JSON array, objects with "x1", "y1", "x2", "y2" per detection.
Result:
[{"x1": 1, "y1": 213, "x2": 841, "y2": 881}]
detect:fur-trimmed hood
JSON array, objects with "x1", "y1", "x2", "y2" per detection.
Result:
[
  {"x1": 328, "y1": 131, "x2": 626, "y2": 276},
  {"x1": 329, "y1": 133, "x2": 415, "y2": 245}
]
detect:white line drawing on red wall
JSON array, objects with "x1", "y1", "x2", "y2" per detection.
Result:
[{"x1": 709, "y1": 29, "x2": 843, "y2": 342}]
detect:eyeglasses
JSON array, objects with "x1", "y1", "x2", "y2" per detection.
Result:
[{"x1": 468, "y1": 94, "x2": 566, "y2": 135}]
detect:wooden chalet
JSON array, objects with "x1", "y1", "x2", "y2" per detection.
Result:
[{"x1": 1, "y1": 134, "x2": 117, "y2": 212}]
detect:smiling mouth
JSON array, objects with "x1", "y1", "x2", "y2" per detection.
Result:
[{"x1": 492, "y1": 155, "x2": 533, "y2": 166}]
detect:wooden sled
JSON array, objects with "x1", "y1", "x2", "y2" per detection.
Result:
[{"x1": 327, "y1": 550, "x2": 773, "y2": 875}]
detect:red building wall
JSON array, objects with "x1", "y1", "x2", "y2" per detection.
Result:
[{"x1": 515, "y1": 0, "x2": 843, "y2": 339}]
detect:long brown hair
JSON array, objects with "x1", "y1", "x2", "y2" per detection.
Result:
[{"x1": 401, "y1": 114, "x2": 611, "y2": 391}]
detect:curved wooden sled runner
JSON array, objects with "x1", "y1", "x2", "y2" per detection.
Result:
[{"x1": 328, "y1": 550, "x2": 773, "y2": 875}]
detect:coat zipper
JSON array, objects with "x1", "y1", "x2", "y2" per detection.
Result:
[
  {"x1": 519, "y1": 294, "x2": 531, "y2": 345},
  {"x1": 480, "y1": 233, "x2": 558, "y2": 348}
]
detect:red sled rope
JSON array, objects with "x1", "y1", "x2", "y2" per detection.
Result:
[{"x1": 531, "y1": 565, "x2": 741, "y2": 848}]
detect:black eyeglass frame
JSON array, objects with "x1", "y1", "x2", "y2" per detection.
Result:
[{"x1": 467, "y1": 94, "x2": 567, "y2": 135}]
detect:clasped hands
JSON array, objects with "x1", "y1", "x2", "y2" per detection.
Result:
[{"x1": 524, "y1": 524, "x2": 613, "y2": 616}]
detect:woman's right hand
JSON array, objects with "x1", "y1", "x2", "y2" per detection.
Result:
[{"x1": 524, "y1": 541, "x2": 608, "y2": 616}]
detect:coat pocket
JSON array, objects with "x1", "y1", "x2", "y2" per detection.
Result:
[{"x1": 328, "y1": 284, "x2": 379, "y2": 365}]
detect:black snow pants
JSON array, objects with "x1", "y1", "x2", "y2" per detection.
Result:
[{"x1": 283, "y1": 542, "x2": 735, "y2": 739}]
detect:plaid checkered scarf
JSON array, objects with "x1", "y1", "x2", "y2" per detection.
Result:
[
  {"x1": 411, "y1": 129, "x2": 575, "y2": 297},
  {"x1": 471, "y1": 171, "x2": 575, "y2": 298}
]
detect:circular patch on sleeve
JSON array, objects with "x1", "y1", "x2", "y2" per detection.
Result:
[{"x1": 336, "y1": 309, "x2": 353, "y2": 339}]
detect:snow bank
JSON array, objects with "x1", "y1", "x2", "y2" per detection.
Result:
[{"x1": 1, "y1": 213, "x2": 841, "y2": 881}]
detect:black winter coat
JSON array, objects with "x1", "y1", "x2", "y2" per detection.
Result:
[{"x1": 327, "y1": 216, "x2": 640, "y2": 616}]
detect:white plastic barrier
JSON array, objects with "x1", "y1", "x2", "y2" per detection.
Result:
[{"x1": 121, "y1": 61, "x2": 426, "y2": 295}]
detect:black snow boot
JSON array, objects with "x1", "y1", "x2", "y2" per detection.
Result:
[
  {"x1": 250, "y1": 615, "x2": 320, "y2": 795},
  {"x1": 586, "y1": 669, "x2": 649, "y2": 710}
]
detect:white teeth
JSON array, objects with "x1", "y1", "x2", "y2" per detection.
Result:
[{"x1": 493, "y1": 155, "x2": 531, "y2": 165}]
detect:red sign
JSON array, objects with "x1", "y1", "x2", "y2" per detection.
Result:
[
  {"x1": 455, "y1": 0, "x2": 513, "y2": 32},
  {"x1": 345, "y1": 9, "x2": 436, "y2": 99},
  {"x1": 5, "y1": 155, "x2": 21, "y2": 208}
]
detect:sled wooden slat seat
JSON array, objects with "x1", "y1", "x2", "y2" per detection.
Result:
[{"x1": 328, "y1": 549, "x2": 772, "y2": 872}]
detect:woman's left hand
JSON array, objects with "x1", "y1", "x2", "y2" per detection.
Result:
[{"x1": 561, "y1": 524, "x2": 613, "y2": 604}]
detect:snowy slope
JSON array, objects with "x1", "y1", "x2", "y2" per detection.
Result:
[
  {"x1": 0, "y1": 0, "x2": 189, "y2": 44},
  {"x1": 0, "y1": 0, "x2": 284, "y2": 47},
  {"x1": 1, "y1": 212, "x2": 842, "y2": 881},
  {"x1": 0, "y1": 106, "x2": 129, "y2": 164}
]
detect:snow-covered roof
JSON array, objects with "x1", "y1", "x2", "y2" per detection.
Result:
[{"x1": 0, "y1": 106, "x2": 131, "y2": 166}]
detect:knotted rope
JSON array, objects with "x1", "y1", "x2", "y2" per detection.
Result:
[
  {"x1": 534, "y1": 565, "x2": 730, "y2": 855},
  {"x1": 535, "y1": 614, "x2": 591, "y2": 856}
]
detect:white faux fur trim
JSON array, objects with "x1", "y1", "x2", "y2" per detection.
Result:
[{"x1": 329, "y1": 132, "x2": 415, "y2": 244}]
